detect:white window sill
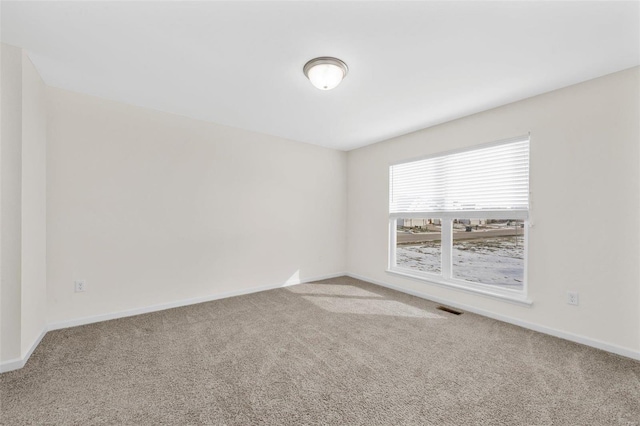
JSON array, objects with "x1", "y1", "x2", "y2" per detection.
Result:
[{"x1": 386, "y1": 268, "x2": 533, "y2": 306}]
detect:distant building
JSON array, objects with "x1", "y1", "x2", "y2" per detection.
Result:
[
  {"x1": 397, "y1": 218, "x2": 441, "y2": 228},
  {"x1": 457, "y1": 219, "x2": 486, "y2": 226}
]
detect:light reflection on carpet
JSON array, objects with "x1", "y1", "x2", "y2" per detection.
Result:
[
  {"x1": 287, "y1": 284, "x2": 384, "y2": 298},
  {"x1": 301, "y1": 295, "x2": 446, "y2": 318}
]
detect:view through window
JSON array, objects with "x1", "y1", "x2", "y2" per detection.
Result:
[
  {"x1": 395, "y1": 218, "x2": 441, "y2": 274},
  {"x1": 451, "y1": 219, "x2": 524, "y2": 288}
]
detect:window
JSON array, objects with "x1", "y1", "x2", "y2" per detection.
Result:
[{"x1": 389, "y1": 137, "x2": 530, "y2": 301}]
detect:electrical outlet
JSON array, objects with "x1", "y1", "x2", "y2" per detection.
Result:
[
  {"x1": 74, "y1": 280, "x2": 86, "y2": 293},
  {"x1": 567, "y1": 291, "x2": 579, "y2": 306}
]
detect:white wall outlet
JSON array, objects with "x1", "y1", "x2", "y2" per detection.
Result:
[
  {"x1": 567, "y1": 291, "x2": 579, "y2": 306},
  {"x1": 74, "y1": 280, "x2": 86, "y2": 292}
]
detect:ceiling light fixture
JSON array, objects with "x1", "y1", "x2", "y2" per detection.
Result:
[{"x1": 303, "y1": 57, "x2": 349, "y2": 91}]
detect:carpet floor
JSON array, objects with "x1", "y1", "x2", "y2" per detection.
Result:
[{"x1": 1, "y1": 276, "x2": 639, "y2": 425}]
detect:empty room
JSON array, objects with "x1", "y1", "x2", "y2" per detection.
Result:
[{"x1": 1, "y1": 1, "x2": 639, "y2": 424}]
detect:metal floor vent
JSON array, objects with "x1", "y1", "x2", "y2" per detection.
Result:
[{"x1": 436, "y1": 305, "x2": 463, "y2": 315}]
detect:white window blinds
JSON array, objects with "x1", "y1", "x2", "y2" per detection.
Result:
[{"x1": 389, "y1": 137, "x2": 529, "y2": 218}]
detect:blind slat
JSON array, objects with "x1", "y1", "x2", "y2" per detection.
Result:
[{"x1": 390, "y1": 139, "x2": 530, "y2": 214}]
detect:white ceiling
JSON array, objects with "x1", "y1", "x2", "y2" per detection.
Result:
[{"x1": 2, "y1": 1, "x2": 639, "y2": 151}]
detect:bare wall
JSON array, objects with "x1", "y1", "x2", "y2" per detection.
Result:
[
  {"x1": 20, "y1": 51, "x2": 47, "y2": 356},
  {"x1": 0, "y1": 43, "x2": 23, "y2": 363},
  {"x1": 347, "y1": 67, "x2": 640, "y2": 354},
  {"x1": 46, "y1": 88, "x2": 347, "y2": 325}
]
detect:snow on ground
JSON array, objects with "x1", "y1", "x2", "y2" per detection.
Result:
[
  {"x1": 397, "y1": 244, "x2": 442, "y2": 274},
  {"x1": 396, "y1": 236, "x2": 524, "y2": 289}
]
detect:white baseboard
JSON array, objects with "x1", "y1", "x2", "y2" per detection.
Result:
[
  {"x1": 347, "y1": 272, "x2": 640, "y2": 362},
  {"x1": 1, "y1": 271, "x2": 345, "y2": 374},
  {"x1": 0, "y1": 357, "x2": 24, "y2": 374},
  {"x1": 0, "y1": 328, "x2": 47, "y2": 373},
  {"x1": 48, "y1": 272, "x2": 346, "y2": 331}
]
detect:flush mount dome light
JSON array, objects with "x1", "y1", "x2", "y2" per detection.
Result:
[{"x1": 303, "y1": 57, "x2": 348, "y2": 90}]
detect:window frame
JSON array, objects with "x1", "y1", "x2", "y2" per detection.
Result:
[{"x1": 387, "y1": 137, "x2": 532, "y2": 305}]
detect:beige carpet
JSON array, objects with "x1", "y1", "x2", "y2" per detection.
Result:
[{"x1": 1, "y1": 276, "x2": 639, "y2": 425}]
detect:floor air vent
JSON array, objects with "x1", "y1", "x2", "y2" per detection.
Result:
[{"x1": 436, "y1": 306, "x2": 463, "y2": 315}]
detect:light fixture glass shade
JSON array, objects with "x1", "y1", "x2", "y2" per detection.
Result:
[{"x1": 303, "y1": 57, "x2": 348, "y2": 91}]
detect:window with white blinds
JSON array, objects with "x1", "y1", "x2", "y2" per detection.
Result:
[
  {"x1": 388, "y1": 136, "x2": 531, "y2": 302},
  {"x1": 390, "y1": 137, "x2": 530, "y2": 219}
]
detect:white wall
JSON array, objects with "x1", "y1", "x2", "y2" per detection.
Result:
[
  {"x1": 46, "y1": 87, "x2": 347, "y2": 325},
  {"x1": 347, "y1": 67, "x2": 640, "y2": 354},
  {"x1": 0, "y1": 44, "x2": 47, "y2": 368},
  {"x1": 20, "y1": 51, "x2": 47, "y2": 356},
  {"x1": 0, "y1": 43, "x2": 23, "y2": 363}
]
